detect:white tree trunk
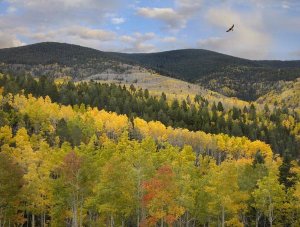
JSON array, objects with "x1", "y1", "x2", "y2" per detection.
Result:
[
  {"x1": 221, "y1": 206, "x2": 225, "y2": 227},
  {"x1": 31, "y1": 214, "x2": 35, "y2": 227}
]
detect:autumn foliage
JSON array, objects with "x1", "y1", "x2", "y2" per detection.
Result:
[
  {"x1": 0, "y1": 92, "x2": 299, "y2": 226},
  {"x1": 142, "y1": 165, "x2": 184, "y2": 226}
]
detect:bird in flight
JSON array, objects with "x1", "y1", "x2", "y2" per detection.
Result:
[{"x1": 226, "y1": 24, "x2": 234, "y2": 32}]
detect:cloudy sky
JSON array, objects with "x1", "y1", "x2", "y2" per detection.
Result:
[{"x1": 0, "y1": 0, "x2": 299, "y2": 59}]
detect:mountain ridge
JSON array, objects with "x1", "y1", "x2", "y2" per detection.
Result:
[
  {"x1": 2, "y1": 41, "x2": 299, "y2": 64},
  {"x1": 1, "y1": 42, "x2": 299, "y2": 101}
]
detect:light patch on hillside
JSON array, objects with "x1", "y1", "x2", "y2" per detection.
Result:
[
  {"x1": 85, "y1": 65, "x2": 249, "y2": 109},
  {"x1": 256, "y1": 78, "x2": 300, "y2": 112}
]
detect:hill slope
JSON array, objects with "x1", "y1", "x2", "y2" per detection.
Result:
[
  {"x1": 256, "y1": 78, "x2": 300, "y2": 112},
  {"x1": 112, "y1": 49, "x2": 258, "y2": 81},
  {"x1": 0, "y1": 42, "x2": 111, "y2": 65},
  {"x1": 0, "y1": 42, "x2": 131, "y2": 80},
  {"x1": 1, "y1": 42, "x2": 300, "y2": 101},
  {"x1": 113, "y1": 50, "x2": 300, "y2": 100}
]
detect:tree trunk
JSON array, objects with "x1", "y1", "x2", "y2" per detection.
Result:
[
  {"x1": 32, "y1": 214, "x2": 35, "y2": 227},
  {"x1": 268, "y1": 196, "x2": 274, "y2": 227},
  {"x1": 218, "y1": 152, "x2": 221, "y2": 165},
  {"x1": 137, "y1": 168, "x2": 141, "y2": 227},
  {"x1": 221, "y1": 206, "x2": 225, "y2": 227},
  {"x1": 26, "y1": 211, "x2": 29, "y2": 227},
  {"x1": 186, "y1": 212, "x2": 189, "y2": 227},
  {"x1": 106, "y1": 217, "x2": 109, "y2": 227},
  {"x1": 269, "y1": 207, "x2": 273, "y2": 227},
  {"x1": 137, "y1": 212, "x2": 140, "y2": 227},
  {"x1": 44, "y1": 213, "x2": 46, "y2": 227},
  {"x1": 80, "y1": 197, "x2": 83, "y2": 227},
  {"x1": 160, "y1": 218, "x2": 164, "y2": 227},
  {"x1": 255, "y1": 212, "x2": 260, "y2": 227},
  {"x1": 72, "y1": 200, "x2": 78, "y2": 227},
  {"x1": 88, "y1": 211, "x2": 92, "y2": 226},
  {"x1": 0, "y1": 216, "x2": 3, "y2": 227},
  {"x1": 110, "y1": 214, "x2": 114, "y2": 227}
]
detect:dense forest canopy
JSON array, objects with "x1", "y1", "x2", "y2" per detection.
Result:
[
  {"x1": 1, "y1": 74, "x2": 299, "y2": 159},
  {"x1": 1, "y1": 87, "x2": 300, "y2": 226}
]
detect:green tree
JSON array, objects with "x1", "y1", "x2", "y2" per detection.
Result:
[
  {"x1": 0, "y1": 153, "x2": 24, "y2": 226},
  {"x1": 252, "y1": 166, "x2": 286, "y2": 227},
  {"x1": 95, "y1": 154, "x2": 136, "y2": 226}
]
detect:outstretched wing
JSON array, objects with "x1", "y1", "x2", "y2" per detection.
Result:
[{"x1": 226, "y1": 24, "x2": 234, "y2": 32}]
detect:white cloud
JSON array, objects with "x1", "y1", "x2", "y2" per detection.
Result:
[
  {"x1": 198, "y1": 7, "x2": 271, "y2": 59},
  {"x1": 26, "y1": 26, "x2": 116, "y2": 42},
  {"x1": 2, "y1": 0, "x2": 122, "y2": 28},
  {"x1": 249, "y1": 0, "x2": 298, "y2": 8},
  {"x1": 0, "y1": 32, "x2": 25, "y2": 49},
  {"x1": 175, "y1": 0, "x2": 202, "y2": 14},
  {"x1": 134, "y1": 32, "x2": 156, "y2": 40},
  {"x1": 6, "y1": 6, "x2": 17, "y2": 13},
  {"x1": 5, "y1": 0, "x2": 120, "y2": 10},
  {"x1": 137, "y1": 7, "x2": 185, "y2": 30},
  {"x1": 137, "y1": 0, "x2": 203, "y2": 31},
  {"x1": 120, "y1": 35, "x2": 135, "y2": 43},
  {"x1": 161, "y1": 37, "x2": 177, "y2": 42},
  {"x1": 111, "y1": 17, "x2": 125, "y2": 24},
  {"x1": 119, "y1": 32, "x2": 157, "y2": 52},
  {"x1": 137, "y1": 7, "x2": 177, "y2": 20},
  {"x1": 8, "y1": 26, "x2": 118, "y2": 53},
  {"x1": 290, "y1": 50, "x2": 300, "y2": 57},
  {"x1": 282, "y1": 1, "x2": 290, "y2": 9},
  {"x1": 131, "y1": 43, "x2": 156, "y2": 53},
  {"x1": 0, "y1": 0, "x2": 121, "y2": 49},
  {"x1": 66, "y1": 26, "x2": 116, "y2": 41}
]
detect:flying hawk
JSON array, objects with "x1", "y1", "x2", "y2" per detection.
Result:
[{"x1": 226, "y1": 24, "x2": 234, "y2": 32}]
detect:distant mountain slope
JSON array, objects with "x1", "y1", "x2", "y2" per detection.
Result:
[
  {"x1": 113, "y1": 50, "x2": 300, "y2": 100},
  {"x1": 114, "y1": 50, "x2": 300, "y2": 81},
  {"x1": 0, "y1": 42, "x2": 111, "y2": 65},
  {"x1": 112, "y1": 49, "x2": 258, "y2": 81},
  {"x1": 85, "y1": 69, "x2": 249, "y2": 110},
  {"x1": 1, "y1": 42, "x2": 300, "y2": 101},
  {"x1": 256, "y1": 78, "x2": 300, "y2": 112},
  {"x1": 0, "y1": 42, "x2": 134, "y2": 80}
]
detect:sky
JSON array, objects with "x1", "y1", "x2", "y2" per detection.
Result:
[{"x1": 0, "y1": 0, "x2": 300, "y2": 60}]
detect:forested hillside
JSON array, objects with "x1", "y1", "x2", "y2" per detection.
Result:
[
  {"x1": 257, "y1": 78, "x2": 300, "y2": 112},
  {"x1": 1, "y1": 74, "x2": 299, "y2": 159},
  {"x1": 1, "y1": 42, "x2": 300, "y2": 101},
  {"x1": 0, "y1": 42, "x2": 112, "y2": 65},
  {"x1": 1, "y1": 88, "x2": 300, "y2": 226},
  {"x1": 0, "y1": 42, "x2": 132, "y2": 80},
  {"x1": 114, "y1": 50, "x2": 300, "y2": 101}
]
